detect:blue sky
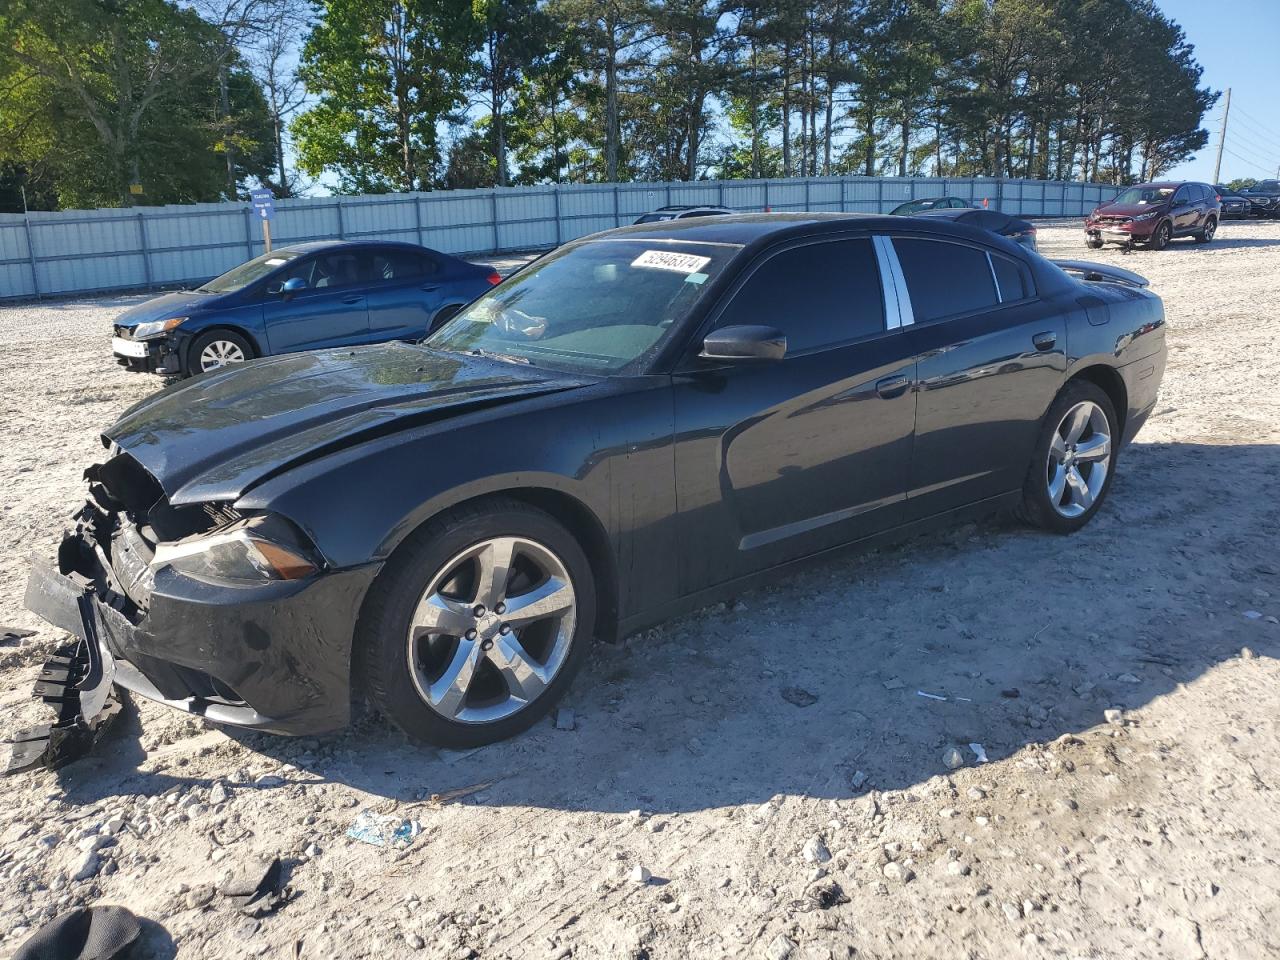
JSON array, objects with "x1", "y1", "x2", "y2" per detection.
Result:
[{"x1": 1161, "y1": 0, "x2": 1280, "y2": 184}]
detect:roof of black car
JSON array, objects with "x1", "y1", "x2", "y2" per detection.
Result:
[{"x1": 599, "y1": 212, "x2": 912, "y2": 246}]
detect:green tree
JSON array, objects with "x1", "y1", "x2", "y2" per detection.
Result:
[
  {"x1": 293, "y1": 0, "x2": 476, "y2": 193},
  {"x1": 0, "y1": 0, "x2": 273, "y2": 208}
]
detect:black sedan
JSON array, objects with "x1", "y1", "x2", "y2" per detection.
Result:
[
  {"x1": 911, "y1": 207, "x2": 1038, "y2": 250},
  {"x1": 22, "y1": 214, "x2": 1167, "y2": 753}
]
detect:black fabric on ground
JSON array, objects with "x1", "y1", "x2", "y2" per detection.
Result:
[{"x1": 12, "y1": 905, "x2": 141, "y2": 960}]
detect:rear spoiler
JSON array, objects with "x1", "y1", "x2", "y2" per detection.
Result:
[{"x1": 1051, "y1": 259, "x2": 1150, "y2": 289}]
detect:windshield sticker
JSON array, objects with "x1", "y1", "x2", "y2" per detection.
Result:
[
  {"x1": 685, "y1": 272, "x2": 709, "y2": 285},
  {"x1": 632, "y1": 250, "x2": 712, "y2": 274},
  {"x1": 265, "y1": 258, "x2": 288, "y2": 266}
]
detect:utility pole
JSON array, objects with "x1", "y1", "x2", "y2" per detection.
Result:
[{"x1": 1212, "y1": 87, "x2": 1231, "y2": 184}]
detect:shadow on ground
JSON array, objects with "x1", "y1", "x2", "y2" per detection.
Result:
[{"x1": 52, "y1": 440, "x2": 1279, "y2": 817}]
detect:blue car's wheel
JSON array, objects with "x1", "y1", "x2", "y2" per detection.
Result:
[{"x1": 190, "y1": 330, "x2": 253, "y2": 376}]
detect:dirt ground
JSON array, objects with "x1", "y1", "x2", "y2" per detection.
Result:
[{"x1": 0, "y1": 220, "x2": 1278, "y2": 960}]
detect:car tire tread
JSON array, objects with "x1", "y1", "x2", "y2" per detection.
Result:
[
  {"x1": 355, "y1": 497, "x2": 596, "y2": 748},
  {"x1": 1016, "y1": 381, "x2": 1119, "y2": 534}
]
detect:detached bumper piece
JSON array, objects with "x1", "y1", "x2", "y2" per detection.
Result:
[{"x1": 3, "y1": 593, "x2": 122, "y2": 776}]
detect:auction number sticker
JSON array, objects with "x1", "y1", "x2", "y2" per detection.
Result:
[{"x1": 631, "y1": 250, "x2": 711, "y2": 274}]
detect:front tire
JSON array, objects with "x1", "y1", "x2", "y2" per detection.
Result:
[
  {"x1": 1195, "y1": 216, "x2": 1217, "y2": 243},
  {"x1": 189, "y1": 330, "x2": 253, "y2": 376},
  {"x1": 1148, "y1": 220, "x2": 1172, "y2": 251},
  {"x1": 1017, "y1": 381, "x2": 1118, "y2": 534},
  {"x1": 356, "y1": 498, "x2": 596, "y2": 748},
  {"x1": 1086, "y1": 237, "x2": 1104, "y2": 250}
]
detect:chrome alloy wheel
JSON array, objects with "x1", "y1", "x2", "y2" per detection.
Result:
[
  {"x1": 1046, "y1": 400, "x2": 1112, "y2": 518},
  {"x1": 199, "y1": 339, "x2": 247, "y2": 371},
  {"x1": 406, "y1": 536, "x2": 577, "y2": 724},
  {"x1": 1203, "y1": 218, "x2": 1217, "y2": 241}
]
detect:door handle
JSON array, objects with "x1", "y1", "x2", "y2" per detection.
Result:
[
  {"x1": 875, "y1": 375, "x2": 910, "y2": 399},
  {"x1": 1033, "y1": 331, "x2": 1057, "y2": 351},
  {"x1": 340, "y1": 295, "x2": 364, "y2": 304}
]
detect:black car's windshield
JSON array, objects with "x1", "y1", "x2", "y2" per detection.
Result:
[
  {"x1": 427, "y1": 238, "x2": 737, "y2": 374},
  {"x1": 197, "y1": 249, "x2": 300, "y2": 293},
  {"x1": 1112, "y1": 186, "x2": 1174, "y2": 205},
  {"x1": 1258, "y1": 180, "x2": 1280, "y2": 192}
]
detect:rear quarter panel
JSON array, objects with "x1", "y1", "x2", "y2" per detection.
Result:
[{"x1": 1066, "y1": 282, "x2": 1167, "y2": 444}]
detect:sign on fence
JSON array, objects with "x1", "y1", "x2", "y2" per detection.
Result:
[{"x1": 249, "y1": 189, "x2": 275, "y2": 221}]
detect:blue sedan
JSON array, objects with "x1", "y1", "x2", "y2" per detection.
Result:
[{"x1": 110, "y1": 240, "x2": 501, "y2": 377}]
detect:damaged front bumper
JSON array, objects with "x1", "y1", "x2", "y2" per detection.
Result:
[{"x1": 19, "y1": 499, "x2": 380, "y2": 743}]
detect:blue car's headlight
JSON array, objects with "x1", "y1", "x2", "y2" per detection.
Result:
[{"x1": 131, "y1": 316, "x2": 187, "y2": 340}]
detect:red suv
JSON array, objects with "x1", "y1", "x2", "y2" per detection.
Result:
[{"x1": 1085, "y1": 181, "x2": 1220, "y2": 250}]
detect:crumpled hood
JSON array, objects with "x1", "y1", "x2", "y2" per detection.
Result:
[
  {"x1": 104, "y1": 342, "x2": 590, "y2": 504},
  {"x1": 115, "y1": 291, "x2": 213, "y2": 328}
]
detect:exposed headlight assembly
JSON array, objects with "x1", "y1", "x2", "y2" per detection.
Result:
[
  {"x1": 152, "y1": 514, "x2": 321, "y2": 583},
  {"x1": 1132, "y1": 211, "x2": 1160, "y2": 221},
  {"x1": 131, "y1": 316, "x2": 187, "y2": 340}
]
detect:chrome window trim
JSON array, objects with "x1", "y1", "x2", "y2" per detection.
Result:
[
  {"x1": 873, "y1": 235, "x2": 914, "y2": 328},
  {"x1": 986, "y1": 251, "x2": 1003, "y2": 302}
]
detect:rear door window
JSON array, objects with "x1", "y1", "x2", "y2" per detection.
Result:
[
  {"x1": 370, "y1": 249, "x2": 437, "y2": 282},
  {"x1": 719, "y1": 238, "x2": 885, "y2": 352},
  {"x1": 891, "y1": 238, "x2": 998, "y2": 322},
  {"x1": 990, "y1": 254, "x2": 1029, "y2": 302}
]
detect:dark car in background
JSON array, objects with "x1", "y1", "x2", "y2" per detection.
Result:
[
  {"x1": 913, "y1": 207, "x2": 1038, "y2": 250},
  {"x1": 27, "y1": 213, "x2": 1166, "y2": 751},
  {"x1": 1241, "y1": 180, "x2": 1280, "y2": 218},
  {"x1": 633, "y1": 204, "x2": 734, "y2": 224},
  {"x1": 1084, "y1": 181, "x2": 1220, "y2": 250},
  {"x1": 889, "y1": 196, "x2": 973, "y2": 215},
  {"x1": 1214, "y1": 185, "x2": 1252, "y2": 219},
  {"x1": 111, "y1": 240, "x2": 501, "y2": 377}
]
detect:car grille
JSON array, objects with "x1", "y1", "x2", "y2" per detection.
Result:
[{"x1": 1095, "y1": 215, "x2": 1131, "y2": 225}]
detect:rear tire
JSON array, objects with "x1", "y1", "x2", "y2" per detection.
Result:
[
  {"x1": 1017, "y1": 381, "x2": 1119, "y2": 534},
  {"x1": 356, "y1": 497, "x2": 596, "y2": 748},
  {"x1": 428, "y1": 303, "x2": 463, "y2": 335},
  {"x1": 1194, "y1": 216, "x2": 1217, "y2": 243}
]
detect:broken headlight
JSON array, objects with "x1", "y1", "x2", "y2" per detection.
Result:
[{"x1": 151, "y1": 514, "x2": 320, "y2": 583}]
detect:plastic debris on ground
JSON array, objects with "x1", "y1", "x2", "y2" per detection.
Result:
[
  {"x1": 347, "y1": 809, "x2": 423, "y2": 848},
  {"x1": 969, "y1": 742, "x2": 990, "y2": 763}
]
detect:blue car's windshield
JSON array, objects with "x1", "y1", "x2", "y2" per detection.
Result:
[
  {"x1": 427, "y1": 238, "x2": 738, "y2": 374},
  {"x1": 197, "y1": 250, "x2": 300, "y2": 293}
]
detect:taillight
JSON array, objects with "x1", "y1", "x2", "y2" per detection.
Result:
[
  {"x1": 1215, "y1": 194, "x2": 1221, "y2": 202},
  {"x1": 487, "y1": 271, "x2": 502, "y2": 286}
]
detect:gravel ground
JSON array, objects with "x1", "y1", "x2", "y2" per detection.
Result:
[{"x1": 0, "y1": 220, "x2": 1278, "y2": 959}]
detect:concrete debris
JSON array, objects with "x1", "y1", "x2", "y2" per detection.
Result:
[
  {"x1": 802, "y1": 835, "x2": 831, "y2": 864},
  {"x1": 767, "y1": 934, "x2": 796, "y2": 960},
  {"x1": 781, "y1": 687, "x2": 819, "y2": 708}
]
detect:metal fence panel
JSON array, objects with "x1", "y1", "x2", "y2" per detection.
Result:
[{"x1": 0, "y1": 175, "x2": 1120, "y2": 300}]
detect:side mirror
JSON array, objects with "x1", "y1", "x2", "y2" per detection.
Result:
[
  {"x1": 700, "y1": 325, "x2": 786, "y2": 362},
  {"x1": 278, "y1": 277, "x2": 307, "y2": 298}
]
